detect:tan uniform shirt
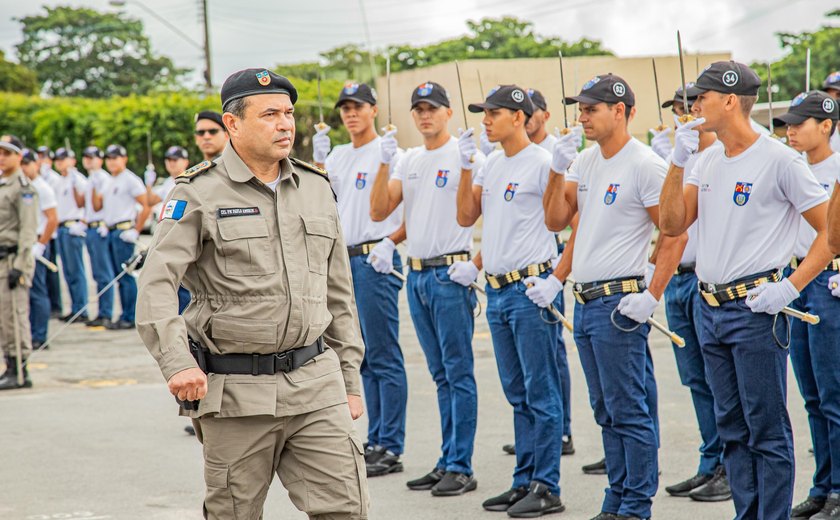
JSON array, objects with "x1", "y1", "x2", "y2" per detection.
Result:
[
  {"x1": 0, "y1": 169, "x2": 38, "y2": 277},
  {"x1": 137, "y1": 144, "x2": 364, "y2": 419}
]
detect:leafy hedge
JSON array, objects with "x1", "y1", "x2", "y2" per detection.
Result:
[{"x1": 0, "y1": 76, "x2": 350, "y2": 174}]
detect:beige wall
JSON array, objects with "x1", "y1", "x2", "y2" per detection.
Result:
[{"x1": 375, "y1": 53, "x2": 731, "y2": 147}]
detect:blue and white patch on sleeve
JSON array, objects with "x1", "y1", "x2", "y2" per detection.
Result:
[
  {"x1": 21, "y1": 193, "x2": 34, "y2": 205},
  {"x1": 162, "y1": 199, "x2": 188, "y2": 220}
]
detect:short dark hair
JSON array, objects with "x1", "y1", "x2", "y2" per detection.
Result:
[
  {"x1": 225, "y1": 97, "x2": 249, "y2": 120},
  {"x1": 738, "y1": 95, "x2": 758, "y2": 117},
  {"x1": 605, "y1": 102, "x2": 633, "y2": 123}
]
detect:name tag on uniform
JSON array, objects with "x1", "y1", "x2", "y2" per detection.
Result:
[
  {"x1": 217, "y1": 207, "x2": 261, "y2": 218},
  {"x1": 22, "y1": 193, "x2": 34, "y2": 205},
  {"x1": 163, "y1": 199, "x2": 188, "y2": 220}
]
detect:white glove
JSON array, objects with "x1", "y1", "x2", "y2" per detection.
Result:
[
  {"x1": 457, "y1": 128, "x2": 478, "y2": 170},
  {"x1": 312, "y1": 124, "x2": 331, "y2": 163},
  {"x1": 97, "y1": 224, "x2": 109, "y2": 238},
  {"x1": 524, "y1": 275, "x2": 564, "y2": 308},
  {"x1": 617, "y1": 290, "x2": 659, "y2": 324},
  {"x1": 447, "y1": 260, "x2": 479, "y2": 287},
  {"x1": 119, "y1": 228, "x2": 139, "y2": 244},
  {"x1": 32, "y1": 242, "x2": 46, "y2": 259},
  {"x1": 68, "y1": 221, "x2": 87, "y2": 237},
  {"x1": 672, "y1": 118, "x2": 705, "y2": 168},
  {"x1": 380, "y1": 128, "x2": 398, "y2": 165},
  {"x1": 551, "y1": 127, "x2": 582, "y2": 173},
  {"x1": 479, "y1": 124, "x2": 495, "y2": 156},
  {"x1": 745, "y1": 278, "x2": 799, "y2": 315},
  {"x1": 367, "y1": 238, "x2": 395, "y2": 274},
  {"x1": 644, "y1": 262, "x2": 655, "y2": 287},
  {"x1": 650, "y1": 127, "x2": 673, "y2": 161},
  {"x1": 829, "y1": 273, "x2": 840, "y2": 298},
  {"x1": 144, "y1": 166, "x2": 157, "y2": 187}
]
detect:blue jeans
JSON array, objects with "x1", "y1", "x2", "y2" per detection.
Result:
[
  {"x1": 787, "y1": 268, "x2": 840, "y2": 498},
  {"x1": 350, "y1": 251, "x2": 407, "y2": 455},
  {"x1": 698, "y1": 296, "x2": 794, "y2": 520},
  {"x1": 407, "y1": 266, "x2": 478, "y2": 474},
  {"x1": 46, "y1": 238, "x2": 61, "y2": 313},
  {"x1": 56, "y1": 227, "x2": 88, "y2": 317},
  {"x1": 108, "y1": 231, "x2": 137, "y2": 323},
  {"x1": 555, "y1": 292, "x2": 572, "y2": 438},
  {"x1": 177, "y1": 286, "x2": 191, "y2": 314},
  {"x1": 486, "y1": 272, "x2": 563, "y2": 495},
  {"x1": 85, "y1": 230, "x2": 114, "y2": 320},
  {"x1": 29, "y1": 242, "x2": 51, "y2": 343},
  {"x1": 664, "y1": 272, "x2": 722, "y2": 475},
  {"x1": 574, "y1": 294, "x2": 658, "y2": 518}
]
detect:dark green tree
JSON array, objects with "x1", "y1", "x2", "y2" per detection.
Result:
[
  {"x1": 0, "y1": 51, "x2": 39, "y2": 94},
  {"x1": 15, "y1": 6, "x2": 188, "y2": 98},
  {"x1": 753, "y1": 10, "x2": 840, "y2": 102}
]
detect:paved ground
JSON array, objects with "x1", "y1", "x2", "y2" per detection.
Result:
[{"x1": 0, "y1": 242, "x2": 816, "y2": 519}]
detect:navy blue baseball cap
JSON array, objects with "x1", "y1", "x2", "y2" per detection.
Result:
[
  {"x1": 774, "y1": 91, "x2": 839, "y2": 126},
  {"x1": 164, "y1": 146, "x2": 189, "y2": 160},
  {"x1": 105, "y1": 144, "x2": 127, "y2": 158},
  {"x1": 336, "y1": 82, "x2": 377, "y2": 108},
  {"x1": 564, "y1": 73, "x2": 635, "y2": 107},
  {"x1": 694, "y1": 61, "x2": 761, "y2": 96},
  {"x1": 83, "y1": 146, "x2": 103, "y2": 158},
  {"x1": 411, "y1": 81, "x2": 450, "y2": 109},
  {"x1": 468, "y1": 85, "x2": 535, "y2": 117}
]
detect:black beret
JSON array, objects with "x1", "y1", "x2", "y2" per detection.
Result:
[
  {"x1": 194, "y1": 110, "x2": 224, "y2": 128},
  {"x1": 220, "y1": 69, "x2": 298, "y2": 112}
]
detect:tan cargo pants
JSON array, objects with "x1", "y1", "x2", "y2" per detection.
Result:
[
  {"x1": 0, "y1": 257, "x2": 32, "y2": 359},
  {"x1": 196, "y1": 403, "x2": 369, "y2": 520}
]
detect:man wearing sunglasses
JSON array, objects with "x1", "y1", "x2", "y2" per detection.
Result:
[{"x1": 194, "y1": 111, "x2": 229, "y2": 161}]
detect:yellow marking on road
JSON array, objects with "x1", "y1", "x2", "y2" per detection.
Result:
[
  {"x1": 474, "y1": 331, "x2": 491, "y2": 339},
  {"x1": 27, "y1": 363, "x2": 48, "y2": 370},
  {"x1": 78, "y1": 379, "x2": 138, "y2": 388}
]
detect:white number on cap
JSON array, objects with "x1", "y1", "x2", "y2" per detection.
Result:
[
  {"x1": 722, "y1": 71, "x2": 739, "y2": 87},
  {"x1": 613, "y1": 83, "x2": 626, "y2": 97},
  {"x1": 823, "y1": 98, "x2": 836, "y2": 113},
  {"x1": 511, "y1": 90, "x2": 525, "y2": 102}
]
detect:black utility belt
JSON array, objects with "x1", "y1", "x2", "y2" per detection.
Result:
[
  {"x1": 0, "y1": 245, "x2": 18, "y2": 260},
  {"x1": 347, "y1": 239, "x2": 383, "y2": 257},
  {"x1": 573, "y1": 276, "x2": 645, "y2": 304},
  {"x1": 790, "y1": 256, "x2": 840, "y2": 272},
  {"x1": 486, "y1": 261, "x2": 552, "y2": 290},
  {"x1": 197, "y1": 337, "x2": 325, "y2": 376},
  {"x1": 675, "y1": 263, "x2": 696, "y2": 276},
  {"x1": 110, "y1": 221, "x2": 134, "y2": 231},
  {"x1": 408, "y1": 251, "x2": 470, "y2": 272},
  {"x1": 698, "y1": 269, "x2": 782, "y2": 307}
]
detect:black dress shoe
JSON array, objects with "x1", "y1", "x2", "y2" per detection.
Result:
[
  {"x1": 503, "y1": 443, "x2": 516, "y2": 455},
  {"x1": 506, "y1": 482, "x2": 565, "y2": 518},
  {"x1": 582, "y1": 457, "x2": 607, "y2": 475},
  {"x1": 813, "y1": 493, "x2": 840, "y2": 520},
  {"x1": 407, "y1": 468, "x2": 445, "y2": 490},
  {"x1": 665, "y1": 472, "x2": 714, "y2": 497},
  {"x1": 184, "y1": 424, "x2": 196, "y2": 435},
  {"x1": 86, "y1": 317, "x2": 109, "y2": 328},
  {"x1": 431, "y1": 472, "x2": 477, "y2": 496},
  {"x1": 689, "y1": 465, "x2": 732, "y2": 502},
  {"x1": 793, "y1": 495, "x2": 827, "y2": 518},
  {"x1": 482, "y1": 487, "x2": 529, "y2": 512},
  {"x1": 106, "y1": 320, "x2": 135, "y2": 330},
  {"x1": 562, "y1": 436, "x2": 575, "y2": 456},
  {"x1": 366, "y1": 447, "x2": 403, "y2": 477},
  {"x1": 364, "y1": 444, "x2": 382, "y2": 464}
]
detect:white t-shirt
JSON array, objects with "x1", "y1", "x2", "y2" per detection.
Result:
[
  {"x1": 793, "y1": 153, "x2": 840, "y2": 258},
  {"x1": 750, "y1": 119, "x2": 771, "y2": 136},
  {"x1": 686, "y1": 134, "x2": 828, "y2": 284},
  {"x1": 680, "y1": 140, "x2": 724, "y2": 265},
  {"x1": 830, "y1": 128, "x2": 840, "y2": 154},
  {"x1": 55, "y1": 169, "x2": 87, "y2": 222},
  {"x1": 393, "y1": 137, "x2": 484, "y2": 258},
  {"x1": 474, "y1": 143, "x2": 556, "y2": 275},
  {"x1": 102, "y1": 169, "x2": 146, "y2": 226},
  {"x1": 85, "y1": 168, "x2": 110, "y2": 222},
  {"x1": 325, "y1": 136, "x2": 403, "y2": 246},
  {"x1": 568, "y1": 138, "x2": 667, "y2": 283},
  {"x1": 535, "y1": 133, "x2": 557, "y2": 154},
  {"x1": 31, "y1": 176, "x2": 57, "y2": 236}
]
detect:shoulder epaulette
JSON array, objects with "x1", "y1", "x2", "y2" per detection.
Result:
[
  {"x1": 18, "y1": 174, "x2": 30, "y2": 187},
  {"x1": 290, "y1": 157, "x2": 329, "y2": 183},
  {"x1": 177, "y1": 160, "x2": 215, "y2": 181}
]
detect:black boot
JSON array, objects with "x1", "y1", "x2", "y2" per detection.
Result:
[{"x1": 0, "y1": 356, "x2": 32, "y2": 390}]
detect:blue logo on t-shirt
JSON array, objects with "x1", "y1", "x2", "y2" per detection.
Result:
[
  {"x1": 733, "y1": 181, "x2": 752, "y2": 206},
  {"x1": 604, "y1": 183, "x2": 619, "y2": 205},
  {"x1": 504, "y1": 182, "x2": 519, "y2": 201},
  {"x1": 355, "y1": 172, "x2": 367, "y2": 190},
  {"x1": 435, "y1": 169, "x2": 449, "y2": 188}
]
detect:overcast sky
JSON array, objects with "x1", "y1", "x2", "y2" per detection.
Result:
[{"x1": 0, "y1": 0, "x2": 836, "y2": 88}]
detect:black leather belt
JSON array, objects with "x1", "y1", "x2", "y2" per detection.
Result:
[
  {"x1": 347, "y1": 239, "x2": 382, "y2": 257},
  {"x1": 675, "y1": 263, "x2": 696, "y2": 275},
  {"x1": 0, "y1": 245, "x2": 18, "y2": 260},
  {"x1": 203, "y1": 337, "x2": 325, "y2": 375},
  {"x1": 699, "y1": 269, "x2": 781, "y2": 307},
  {"x1": 408, "y1": 251, "x2": 470, "y2": 271},
  {"x1": 486, "y1": 261, "x2": 552, "y2": 289},
  {"x1": 573, "y1": 276, "x2": 645, "y2": 304}
]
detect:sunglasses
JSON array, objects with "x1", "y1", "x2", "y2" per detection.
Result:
[{"x1": 195, "y1": 128, "x2": 221, "y2": 136}]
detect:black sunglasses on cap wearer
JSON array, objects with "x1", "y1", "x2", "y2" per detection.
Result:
[{"x1": 195, "y1": 128, "x2": 222, "y2": 136}]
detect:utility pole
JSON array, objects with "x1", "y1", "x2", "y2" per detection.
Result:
[{"x1": 201, "y1": 0, "x2": 212, "y2": 91}]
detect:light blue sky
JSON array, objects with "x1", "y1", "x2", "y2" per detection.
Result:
[{"x1": 0, "y1": 0, "x2": 835, "y2": 88}]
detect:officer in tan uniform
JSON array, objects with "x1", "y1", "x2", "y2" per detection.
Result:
[
  {"x1": 136, "y1": 69, "x2": 368, "y2": 519},
  {"x1": 0, "y1": 135, "x2": 38, "y2": 390}
]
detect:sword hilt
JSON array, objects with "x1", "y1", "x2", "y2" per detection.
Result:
[
  {"x1": 654, "y1": 124, "x2": 669, "y2": 132},
  {"x1": 315, "y1": 122, "x2": 328, "y2": 132},
  {"x1": 678, "y1": 114, "x2": 695, "y2": 124}
]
